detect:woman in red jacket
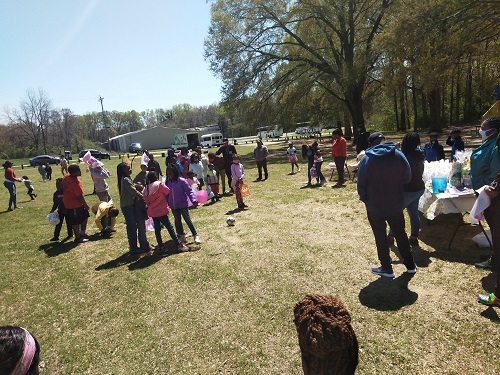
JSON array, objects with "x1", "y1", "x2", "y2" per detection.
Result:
[
  {"x1": 3, "y1": 160, "x2": 23, "y2": 211},
  {"x1": 331, "y1": 128, "x2": 347, "y2": 185}
]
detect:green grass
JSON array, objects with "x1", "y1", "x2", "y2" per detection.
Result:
[{"x1": 1, "y1": 141, "x2": 498, "y2": 374}]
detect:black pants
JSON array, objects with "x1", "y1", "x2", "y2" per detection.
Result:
[
  {"x1": 334, "y1": 156, "x2": 346, "y2": 183},
  {"x1": 367, "y1": 210, "x2": 415, "y2": 271},
  {"x1": 256, "y1": 159, "x2": 268, "y2": 179},
  {"x1": 225, "y1": 165, "x2": 233, "y2": 189},
  {"x1": 54, "y1": 211, "x2": 72, "y2": 239}
]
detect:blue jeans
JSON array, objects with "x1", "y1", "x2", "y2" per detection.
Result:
[
  {"x1": 153, "y1": 214, "x2": 182, "y2": 247},
  {"x1": 389, "y1": 189, "x2": 425, "y2": 237},
  {"x1": 315, "y1": 161, "x2": 326, "y2": 183},
  {"x1": 4, "y1": 181, "x2": 16, "y2": 208},
  {"x1": 122, "y1": 205, "x2": 150, "y2": 252},
  {"x1": 172, "y1": 207, "x2": 198, "y2": 237}
]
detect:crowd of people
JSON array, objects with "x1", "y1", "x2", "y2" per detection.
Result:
[{"x1": 2, "y1": 120, "x2": 499, "y2": 374}]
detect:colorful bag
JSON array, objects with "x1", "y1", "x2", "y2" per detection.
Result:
[
  {"x1": 310, "y1": 166, "x2": 317, "y2": 178},
  {"x1": 240, "y1": 182, "x2": 251, "y2": 197}
]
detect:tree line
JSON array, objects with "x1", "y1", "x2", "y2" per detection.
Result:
[{"x1": 204, "y1": 0, "x2": 499, "y2": 138}]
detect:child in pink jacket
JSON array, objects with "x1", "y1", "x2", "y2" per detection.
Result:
[{"x1": 143, "y1": 171, "x2": 189, "y2": 253}]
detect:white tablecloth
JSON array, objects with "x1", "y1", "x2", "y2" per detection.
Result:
[{"x1": 418, "y1": 187, "x2": 476, "y2": 220}]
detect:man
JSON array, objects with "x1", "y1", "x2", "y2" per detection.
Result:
[
  {"x1": 60, "y1": 155, "x2": 69, "y2": 175},
  {"x1": 357, "y1": 132, "x2": 417, "y2": 277},
  {"x1": 355, "y1": 125, "x2": 370, "y2": 155},
  {"x1": 62, "y1": 164, "x2": 90, "y2": 243},
  {"x1": 253, "y1": 139, "x2": 269, "y2": 180},
  {"x1": 147, "y1": 153, "x2": 163, "y2": 178},
  {"x1": 216, "y1": 138, "x2": 237, "y2": 193},
  {"x1": 91, "y1": 201, "x2": 119, "y2": 235}
]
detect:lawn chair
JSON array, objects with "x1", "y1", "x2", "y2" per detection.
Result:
[
  {"x1": 329, "y1": 156, "x2": 351, "y2": 182},
  {"x1": 346, "y1": 151, "x2": 366, "y2": 182}
]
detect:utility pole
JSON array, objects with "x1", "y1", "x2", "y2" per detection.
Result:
[{"x1": 99, "y1": 96, "x2": 111, "y2": 151}]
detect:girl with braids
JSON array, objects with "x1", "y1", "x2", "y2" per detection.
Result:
[
  {"x1": 471, "y1": 117, "x2": 500, "y2": 307},
  {"x1": 388, "y1": 132, "x2": 425, "y2": 247},
  {"x1": 0, "y1": 326, "x2": 41, "y2": 375}
]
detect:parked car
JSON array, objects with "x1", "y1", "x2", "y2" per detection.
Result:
[
  {"x1": 78, "y1": 149, "x2": 110, "y2": 160},
  {"x1": 129, "y1": 143, "x2": 142, "y2": 153},
  {"x1": 29, "y1": 155, "x2": 60, "y2": 166}
]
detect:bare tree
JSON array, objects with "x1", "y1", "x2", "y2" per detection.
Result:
[{"x1": 6, "y1": 88, "x2": 52, "y2": 154}]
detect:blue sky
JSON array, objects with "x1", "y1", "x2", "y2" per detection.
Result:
[{"x1": 0, "y1": 0, "x2": 222, "y2": 116}]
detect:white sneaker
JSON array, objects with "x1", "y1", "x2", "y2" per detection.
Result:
[{"x1": 194, "y1": 235, "x2": 201, "y2": 244}]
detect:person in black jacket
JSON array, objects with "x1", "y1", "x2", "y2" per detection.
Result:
[
  {"x1": 445, "y1": 128, "x2": 465, "y2": 161},
  {"x1": 355, "y1": 125, "x2": 370, "y2": 154},
  {"x1": 216, "y1": 138, "x2": 237, "y2": 193},
  {"x1": 49, "y1": 178, "x2": 72, "y2": 241}
]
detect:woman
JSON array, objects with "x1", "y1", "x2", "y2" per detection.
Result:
[
  {"x1": 388, "y1": 132, "x2": 425, "y2": 246},
  {"x1": 165, "y1": 163, "x2": 201, "y2": 245},
  {"x1": 470, "y1": 117, "x2": 500, "y2": 307},
  {"x1": 143, "y1": 171, "x2": 189, "y2": 252},
  {"x1": 3, "y1": 160, "x2": 23, "y2": 211},
  {"x1": 0, "y1": 326, "x2": 41, "y2": 375},
  {"x1": 117, "y1": 162, "x2": 152, "y2": 254},
  {"x1": 331, "y1": 128, "x2": 347, "y2": 185}
]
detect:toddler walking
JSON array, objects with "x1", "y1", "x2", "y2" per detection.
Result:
[
  {"x1": 22, "y1": 176, "x2": 37, "y2": 199},
  {"x1": 206, "y1": 163, "x2": 220, "y2": 203},
  {"x1": 231, "y1": 154, "x2": 247, "y2": 209}
]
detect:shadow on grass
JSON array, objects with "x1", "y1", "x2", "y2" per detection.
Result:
[
  {"x1": 359, "y1": 273, "x2": 418, "y2": 311},
  {"x1": 418, "y1": 213, "x2": 491, "y2": 266},
  {"x1": 479, "y1": 306, "x2": 500, "y2": 322},
  {"x1": 39, "y1": 239, "x2": 77, "y2": 257},
  {"x1": 390, "y1": 244, "x2": 432, "y2": 268}
]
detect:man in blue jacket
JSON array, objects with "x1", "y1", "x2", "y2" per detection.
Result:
[{"x1": 357, "y1": 132, "x2": 417, "y2": 278}]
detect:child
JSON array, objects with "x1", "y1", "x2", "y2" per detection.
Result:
[
  {"x1": 165, "y1": 163, "x2": 201, "y2": 244},
  {"x1": 230, "y1": 154, "x2": 247, "y2": 209},
  {"x1": 314, "y1": 149, "x2": 326, "y2": 185},
  {"x1": 22, "y1": 175, "x2": 37, "y2": 200},
  {"x1": 423, "y1": 132, "x2": 445, "y2": 162},
  {"x1": 287, "y1": 142, "x2": 300, "y2": 174},
  {"x1": 206, "y1": 163, "x2": 220, "y2": 203},
  {"x1": 90, "y1": 161, "x2": 111, "y2": 202},
  {"x1": 189, "y1": 153, "x2": 205, "y2": 188},
  {"x1": 446, "y1": 128, "x2": 465, "y2": 161},
  {"x1": 186, "y1": 170, "x2": 201, "y2": 194},
  {"x1": 143, "y1": 171, "x2": 189, "y2": 253},
  {"x1": 49, "y1": 178, "x2": 72, "y2": 241},
  {"x1": 45, "y1": 162, "x2": 52, "y2": 180}
]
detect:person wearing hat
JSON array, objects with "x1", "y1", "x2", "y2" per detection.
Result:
[
  {"x1": 90, "y1": 160, "x2": 111, "y2": 202},
  {"x1": 216, "y1": 138, "x2": 237, "y2": 193},
  {"x1": 357, "y1": 132, "x2": 417, "y2": 278},
  {"x1": 253, "y1": 139, "x2": 269, "y2": 180},
  {"x1": 423, "y1": 132, "x2": 445, "y2": 162},
  {"x1": 3, "y1": 160, "x2": 23, "y2": 211}
]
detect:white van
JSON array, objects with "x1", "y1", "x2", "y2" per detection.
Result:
[{"x1": 200, "y1": 133, "x2": 223, "y2": 148}]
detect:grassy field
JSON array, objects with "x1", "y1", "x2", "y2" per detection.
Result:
[{"x1": 0, "y1": 140, "x2": 498, "y2": 374}]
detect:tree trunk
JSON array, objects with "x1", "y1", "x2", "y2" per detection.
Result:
[
  {"x1": 455, "y1": 68, "x2": 461, "y2": 123},
  {"x1": 411, "y1": 77, "x2": 418, "y2": 131},
  {"x1": 399, "y1": 89, "x2": 406, "y2": 131},
  {"x1": 428, "y1": 88, "x2": 441, "y2": 132},
  {"x1": 393, "y1": 92, "x2": 399, "y2": 130},
  {"x1": 421, "y1": 90, "x2": 429, "y2": 129},
  {"x1": 449, "y1": 73, "x2": 454, "y2": 125}
]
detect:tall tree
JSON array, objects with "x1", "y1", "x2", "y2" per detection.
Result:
[{"x1": 205, "y1": 0, "x2": 391, "y2": 129}]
